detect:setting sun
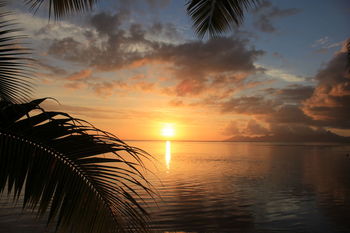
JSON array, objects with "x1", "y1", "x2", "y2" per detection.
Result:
[
  {"x1": 161, "y1": 124, "x2": 175, "y2": 138},
  {"x1": 1, "y1": 1, "x2": 349, "y2": 233}
]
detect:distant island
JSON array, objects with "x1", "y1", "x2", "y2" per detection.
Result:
[{"x1": 227, "y1": 129, "x2": 350, "y2": 143}]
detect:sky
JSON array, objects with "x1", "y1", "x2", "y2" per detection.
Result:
[{"x1": 7, "y1": 0, "x2": 350, "y2": 141}]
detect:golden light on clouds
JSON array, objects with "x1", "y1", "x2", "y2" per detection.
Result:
[{"x1": 161, "y1": 123, "x2": 175, "y2": 138}]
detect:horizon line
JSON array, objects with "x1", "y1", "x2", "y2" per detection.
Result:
[{"x1": 123, "y1": 139, "x2": 350, "y2": 144}]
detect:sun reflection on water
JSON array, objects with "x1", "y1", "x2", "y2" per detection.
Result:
[{"x1": 165, "y1": 140, "x2": 171, "y2": 170}]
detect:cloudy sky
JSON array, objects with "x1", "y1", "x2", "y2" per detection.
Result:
[{"x1": 8, "y1": 0, "x2": 350, "y2": 141}]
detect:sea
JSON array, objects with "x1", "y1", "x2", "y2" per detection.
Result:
[{"x1": 1, "y1": 141, "x2": 350, "y2": 233}]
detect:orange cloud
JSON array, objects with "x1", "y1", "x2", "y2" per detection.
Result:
[
  {"x1": 302, "y1": 46, "x2": 350, "y2": 127},
  {"x1": 126, "y1": 58, "x2": 168, "y2": 69},
  {"x1": 66, "y1": 69, "x2": 92, "y2": 81},
  {"x1": 64, "y1": 82, "x2": 87, "y2": 90}
]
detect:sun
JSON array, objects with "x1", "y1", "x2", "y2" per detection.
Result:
[{"x1": 161, "y1": 124, "x2": 175, "y2": 138}]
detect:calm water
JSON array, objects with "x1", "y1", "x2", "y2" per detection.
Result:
[{"x1": 1, "y1": 141, "x2": 350, "y2": 232}]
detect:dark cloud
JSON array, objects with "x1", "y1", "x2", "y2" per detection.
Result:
[
  {"x1": 217, "y1": 42, "x2": 350, "y2": 141},
  {"x1": 152, "y1": 37, "x2": 264, "y2": 96},
  {"x1": 38, "y1": 61, "x2": 68, "y2": 76},
  {"x1": 144, "y1": 0, "x2": 171, "y2": 7},
  {"x1": 276, "y1": 85, "x2": 314, "y2": 102},
  {"x1": 149, "y1": 22, "x2": 182, "y2": 40},
  {"x1": 264, "y1": 84, "x2": 314, "y2": 104},
  {"x1": 48, "y1": 37, "x2": 97, "y2": 64},
  {"x1": 303, "y1": 46, "x2": 350, "y2": 129},
  {"x1": 110, "y1": 0, "x2": 171, "y2": 11},
  {"x1": 222, "y1": 121, "x2": 243, "y2": 136},
  {"x1": 48, "y1": 12, "x2": 155, "y2": 70},
  {"x1": 64, "y1": 77, "x2": 156, "y2": 97},
  {"x1": 221, "y1": 96, "x2": 279, "y2": 114},
  {"x1": 253, "y1": 1, "x2": 301, "y2": 33},
  {"x1": 265, "y1": 104, "x2": 313, "y2": 124},
  {"x1": 224, "y1": 119, "x2": 270, "y2": 137},
  {"x1": 48, "y1": 12, "x2": 185, "y2": 71},
  {"x1": 221, "y1": 66, "x2": 349, "y2": 142},
  {"x1": 165, "y1": 78, "x2": 275, "y2": 108},
  {"x1": 222, "y1": 100, "x2": 350, "y2": 142},
  {"x1": 154, "y1": 37, "x2": 264, "y2": 76},
  {"x1": 90, "y1": 80, "x2": 128, "y2": 97},
  {"x1": 46, "y1": 11, "x2": 264, "y2": 98},
  {"x1": 221, "y1": 44, "x2": 350, "y2": 142},
  {"x1": 245, "y1": 120, "x2": 269, "y2": 135},
  {"x1": 90, "y1": 11, "x2": 129, "y2": 35}
]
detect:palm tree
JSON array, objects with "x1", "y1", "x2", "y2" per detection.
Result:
[{"x1": 0, "y1": 4, "x2": 153, "y2": 233}]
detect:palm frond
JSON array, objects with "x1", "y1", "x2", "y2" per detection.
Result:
[
  {"x1": 0, "y1": 98, "x2": 154, "y2": 233},
  {"x1": 25, "y1": 0, "x2": 98, "y2": 19},
  {"x1": 0, "y1": 3, "x2": 34, "y2": 103},
  {"x1": 186, "y1": 0, "x2": 259, "y2": 38}
]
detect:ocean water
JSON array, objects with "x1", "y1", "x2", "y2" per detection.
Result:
[{"x1": 1, "y1": 141, "x2": 350, "y2": 232}]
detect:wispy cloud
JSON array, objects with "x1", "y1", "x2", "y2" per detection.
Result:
[
  {"x1": 312, "y1": 36, "x2": 344, "y2": 54},
  {"x1": 262, "y1": 67, "x2": 305, "y2": 82},
  {"x1": 253, "y1": 0, "x2": 301, "y2": 33}
]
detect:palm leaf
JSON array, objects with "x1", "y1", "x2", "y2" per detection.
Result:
[
  {"x1": 186, "y1": 0, "x2": 259, "y2": 38},
  {"x1": 25, "y1": 0, "x2": 98, "y2": 19},
  {"x1": 0, "y1": 2, "x2": 34, "y2": 103},
  {"x1": 0, "y1": 98, "x2": 154, "y2": 233}
]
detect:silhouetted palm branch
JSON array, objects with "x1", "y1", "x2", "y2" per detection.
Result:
[
  {"x1": 0, "y1": 98, "x2": 154, "y2": 233},
  {"x1": 0, "y1": 3, "x2": 154, "y2": 232},
  {"x1": 186, "y1": 0, "x2": 259, "y2": 38},
  {"x1": 26, "y1": 0, "x2": 97, "y2": 18},
  {"x1": 0, "y1": 2, "x2": 33, "y2": 103}
]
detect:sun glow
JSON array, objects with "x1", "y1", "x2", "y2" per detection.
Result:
[{"x1": 161, "y1": 124, "x2": 175, "y2": 138}]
